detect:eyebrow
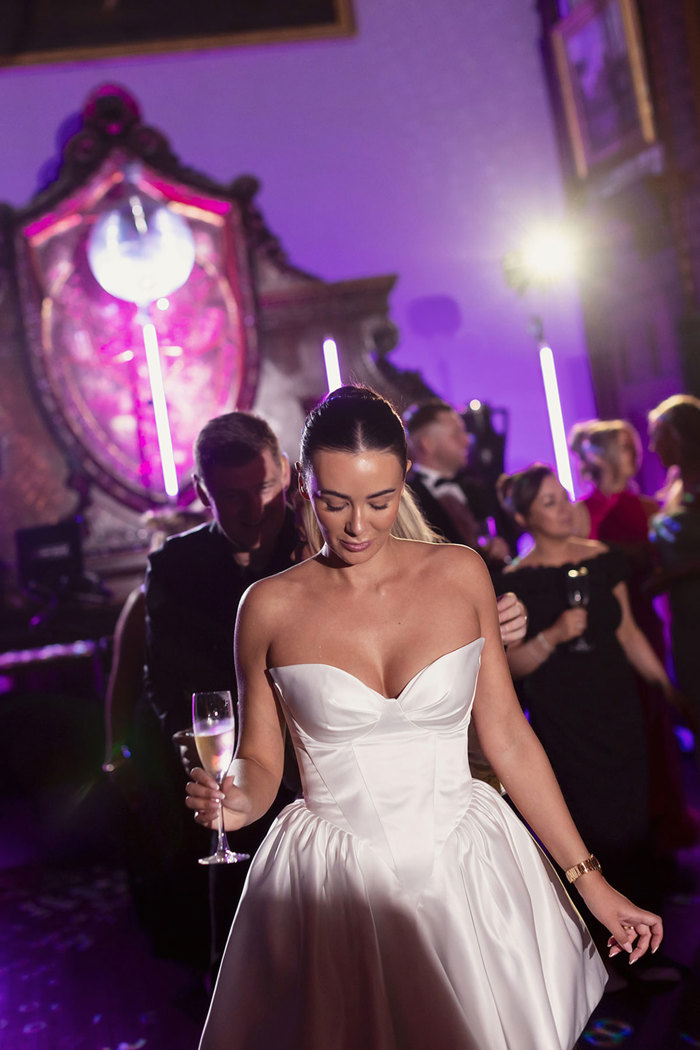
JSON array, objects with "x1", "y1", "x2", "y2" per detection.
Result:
[{"x1": 316, "y1": 487, "x2": 398, "y2": 500}]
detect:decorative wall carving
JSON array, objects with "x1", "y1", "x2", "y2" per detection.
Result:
[{"x1": 0, "y1": 86, "x2": 419, "y2": 585}]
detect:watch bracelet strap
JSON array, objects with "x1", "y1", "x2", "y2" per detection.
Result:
[{"x1": 565, "y1": 854, "x2": 601, "y2": 884}]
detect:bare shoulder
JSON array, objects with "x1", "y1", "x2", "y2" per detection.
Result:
[
  {"x1": 240, "y1": 557, "x2": 320, "y2": 616},
  {"x1": 398, "y1": 538, "x2": 492, "y2": 589},
  {"x1": 236, "y1": 560, "x2": 322, "y2": 662}
]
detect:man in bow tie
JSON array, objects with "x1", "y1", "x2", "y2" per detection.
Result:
[
  {"x1": 403, "y1": 398, "x2": 511, "y2": 565},
  {"x1": 403, "y1": 398, "x2": 527, "y2": 792}
]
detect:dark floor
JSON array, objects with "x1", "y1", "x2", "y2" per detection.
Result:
[{"x1": 1, "y1": 683, "x2": 700, "y2": 1050}]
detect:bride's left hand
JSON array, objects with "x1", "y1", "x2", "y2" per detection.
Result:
[{"x1": 575, "y1": 875, "x2": 663, "y2": 964}]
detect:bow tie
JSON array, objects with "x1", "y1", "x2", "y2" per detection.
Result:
[{"x1": 433, "y1": 475, "x2": 459, "y2": 488}]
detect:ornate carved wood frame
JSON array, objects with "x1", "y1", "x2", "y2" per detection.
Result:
[{"x1": 14, "y1": 87, "x2": 259, "y2": 512}]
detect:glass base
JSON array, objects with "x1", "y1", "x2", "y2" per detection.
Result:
[{"x1": 198, "y1": 849, "x2": 250, "y2": 865}]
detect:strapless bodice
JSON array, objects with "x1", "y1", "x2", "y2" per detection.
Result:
[
  {"x1": 269, "y1": 638, "x2": 484, "y2": 889},
  {"x1": 204, "y1": 634, "x2": 606, "y2": 1050}
]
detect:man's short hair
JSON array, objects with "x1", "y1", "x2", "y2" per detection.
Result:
[
  {"x1": 402, "y1": 398, "x2": 454, "y2": 436},
  {"x1": 194, "y1": 412, "x2": 283, "y2": 486}
]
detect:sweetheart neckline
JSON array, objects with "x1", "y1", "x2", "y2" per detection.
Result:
[{"x1": 269, "y1": 637, "x2": 485, "y2": 701}]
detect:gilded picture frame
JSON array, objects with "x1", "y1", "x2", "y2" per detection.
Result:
[
  {"x1": 551, "y1": 0, "x2": 655, "y2": 179},
  {"x1": 1, "y1": 0, "x2": 355, "y2": 67}
]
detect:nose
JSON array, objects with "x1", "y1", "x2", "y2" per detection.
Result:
[
  {"x1": 345, "y1": 505, "x2": 365, "y2": 536},
  {"x1": 243, "y1": 490, "x2": 264, "y2": 521}
]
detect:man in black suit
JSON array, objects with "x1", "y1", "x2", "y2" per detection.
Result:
[
  {"x1": 403, "y1": 398, "x2": 512, "y2": 565},
  {"x1": 403, "y1": 399, "x2": 527, "y2": 791},
  {"x1": 142, "y1": 411, "x2": 300, "y2": 983}
]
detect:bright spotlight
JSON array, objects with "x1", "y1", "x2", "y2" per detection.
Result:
[
  {"x1": 520, "y1": 227, "x2": 579, "y2": 286},
  {"x1": 469, "y1": 399, "x2": 482, "y2": 412}
]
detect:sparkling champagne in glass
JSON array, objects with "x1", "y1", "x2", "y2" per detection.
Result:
[
  {"x1": 192, "y1": 690, "x2": 249, "y2": 865},
  {"x1": 565, "y1": 567, "x2": 592, "y2": 653}
]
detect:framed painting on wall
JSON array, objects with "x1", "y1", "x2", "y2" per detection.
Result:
[
  {"x1": 551, "y1": 0, "x2": 655, "y2": 178},
  {"x1": 1, "y1": 0, "x2": 355, "y2": 66}
]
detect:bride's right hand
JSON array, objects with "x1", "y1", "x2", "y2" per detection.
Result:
[{"x1": 185, "y1": 767, "x2": 252, "y2": 832}]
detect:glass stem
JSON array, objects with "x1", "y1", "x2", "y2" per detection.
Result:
[{"x1": 216, "y1": 776, "x2": 227, "y2": 854}]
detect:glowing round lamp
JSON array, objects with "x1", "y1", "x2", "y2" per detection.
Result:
[
  {"x1": 87, "y1": 195, "x2": 196, "y2": 499},
  {"x1": 87, "y1": 196, "x2": 195, "y2": 305}
]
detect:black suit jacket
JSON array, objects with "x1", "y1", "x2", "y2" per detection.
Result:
[
  {"x1": 406, "y1": 471, "x2": 467, "y2": 546},
  {"x1": 145, "y1": 509, "x2": 300, "y2": 739},
  {"x1": 407, "y1": 469, "x2": 518, "y2": 563}
]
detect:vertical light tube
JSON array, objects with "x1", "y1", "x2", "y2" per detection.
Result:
[
  {"x1": 322, "y1": 337, "x2": 342, "y2": 393},
  {"x1": 142, "y1": 321, "x2": 179, "y2": 497},
  {"x1": 538, "y1": 343, "x2": 575, "y2": 498}
]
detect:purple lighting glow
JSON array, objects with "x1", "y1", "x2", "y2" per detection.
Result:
[
  {"x1": 142, "y1": 321, "x2": 179, "y2": 497},
  {"x1": 538, "y1": 343, "x2": 575, "y2": 498},
  {"x1": 323, "y1": 337, "x2": 342, "y2": 392}
]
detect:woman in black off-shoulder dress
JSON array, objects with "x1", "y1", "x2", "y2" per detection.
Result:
[{"x1": 495, "y1": 466, "x2": 679, "y2": 938}]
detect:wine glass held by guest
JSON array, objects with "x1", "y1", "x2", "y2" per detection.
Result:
[
  {"x1": 187, "y1": 388, "x2": 660, "y2": 1050},
  {"x1": 565, "y1": 566, "x2": 593, "y2": 653}
]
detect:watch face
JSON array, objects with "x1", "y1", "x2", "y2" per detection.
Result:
[{"x1": 18, "y1": 154, "x2": 257, "y2": 510}]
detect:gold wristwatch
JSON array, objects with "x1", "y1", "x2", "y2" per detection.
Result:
[{"x1": 565, "y1": 854, "x2": 601, "y2": 884}]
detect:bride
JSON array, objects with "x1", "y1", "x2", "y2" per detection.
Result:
[{"x1": 186, "y1": 385, "x2": 661, "y2": 1050}]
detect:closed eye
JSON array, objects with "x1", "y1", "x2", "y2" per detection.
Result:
[{"x1": 370, "y1": 503, "x2": 389, "y2": 511}]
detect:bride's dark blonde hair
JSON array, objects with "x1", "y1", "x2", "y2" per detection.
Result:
[
  {"x1": 300, "y1": 385, "x2": 408, "y2": 475},
  {"x1": 299, "y1": 385, "x2": 441, "y2": 549}
]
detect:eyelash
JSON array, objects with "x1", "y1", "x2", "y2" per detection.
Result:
[{"x1": 324, "y1": 503, "x2": 390, "y2": 513}]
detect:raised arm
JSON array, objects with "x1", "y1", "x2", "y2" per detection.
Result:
[
  {"x1": 467, "y1": 557, "x2": 662, "y2": 960},
  {"x1": 186, "y1": 580, "x2": 286, "y2": 832}
]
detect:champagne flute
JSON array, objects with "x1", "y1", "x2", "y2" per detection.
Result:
[
  {"x1": 565, "y1": 567, "x2": 592, "y2": 653},
  {"x1": 192, "y1": 690, "x2": 249, "y2": 865}
]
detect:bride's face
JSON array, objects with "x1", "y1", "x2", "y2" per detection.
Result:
[{"x1": 303, "y1": 448, "x2": 405, "y2": 563}]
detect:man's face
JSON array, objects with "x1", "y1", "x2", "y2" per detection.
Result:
[
  {"x1": 424, "y1": 410, "x2": 470, "y2": 475},
  {"x1": 195, "y1": 448, "x2": 290, "y2": 553}
]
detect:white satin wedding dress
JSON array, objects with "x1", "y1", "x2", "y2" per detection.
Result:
[{"x1": 200, "y1": 638, "x2": 606, "y2": 1050}]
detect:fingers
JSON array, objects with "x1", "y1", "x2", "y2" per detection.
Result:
[
  {"x1": 607, "y1": 913, "x2": 663, "y2": 964},
  {"x1": 497, "y1": 594, "x2": 526, "y2": 621},
  {"x1": 496, "y1": 592, "x2": 517, "y2": 620},
  {"x1": 629, "y1": 925, "x2": 652, "y2": 963},
  {"x1": 189, "y1": 765, "x2": 218, "y2": 788},
  {"x1": 497, "y1": 595, "x2": 528, "y2": 649},
  {"x1": 186, "y1": 768, "x2": 224, "y2": 827}
]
